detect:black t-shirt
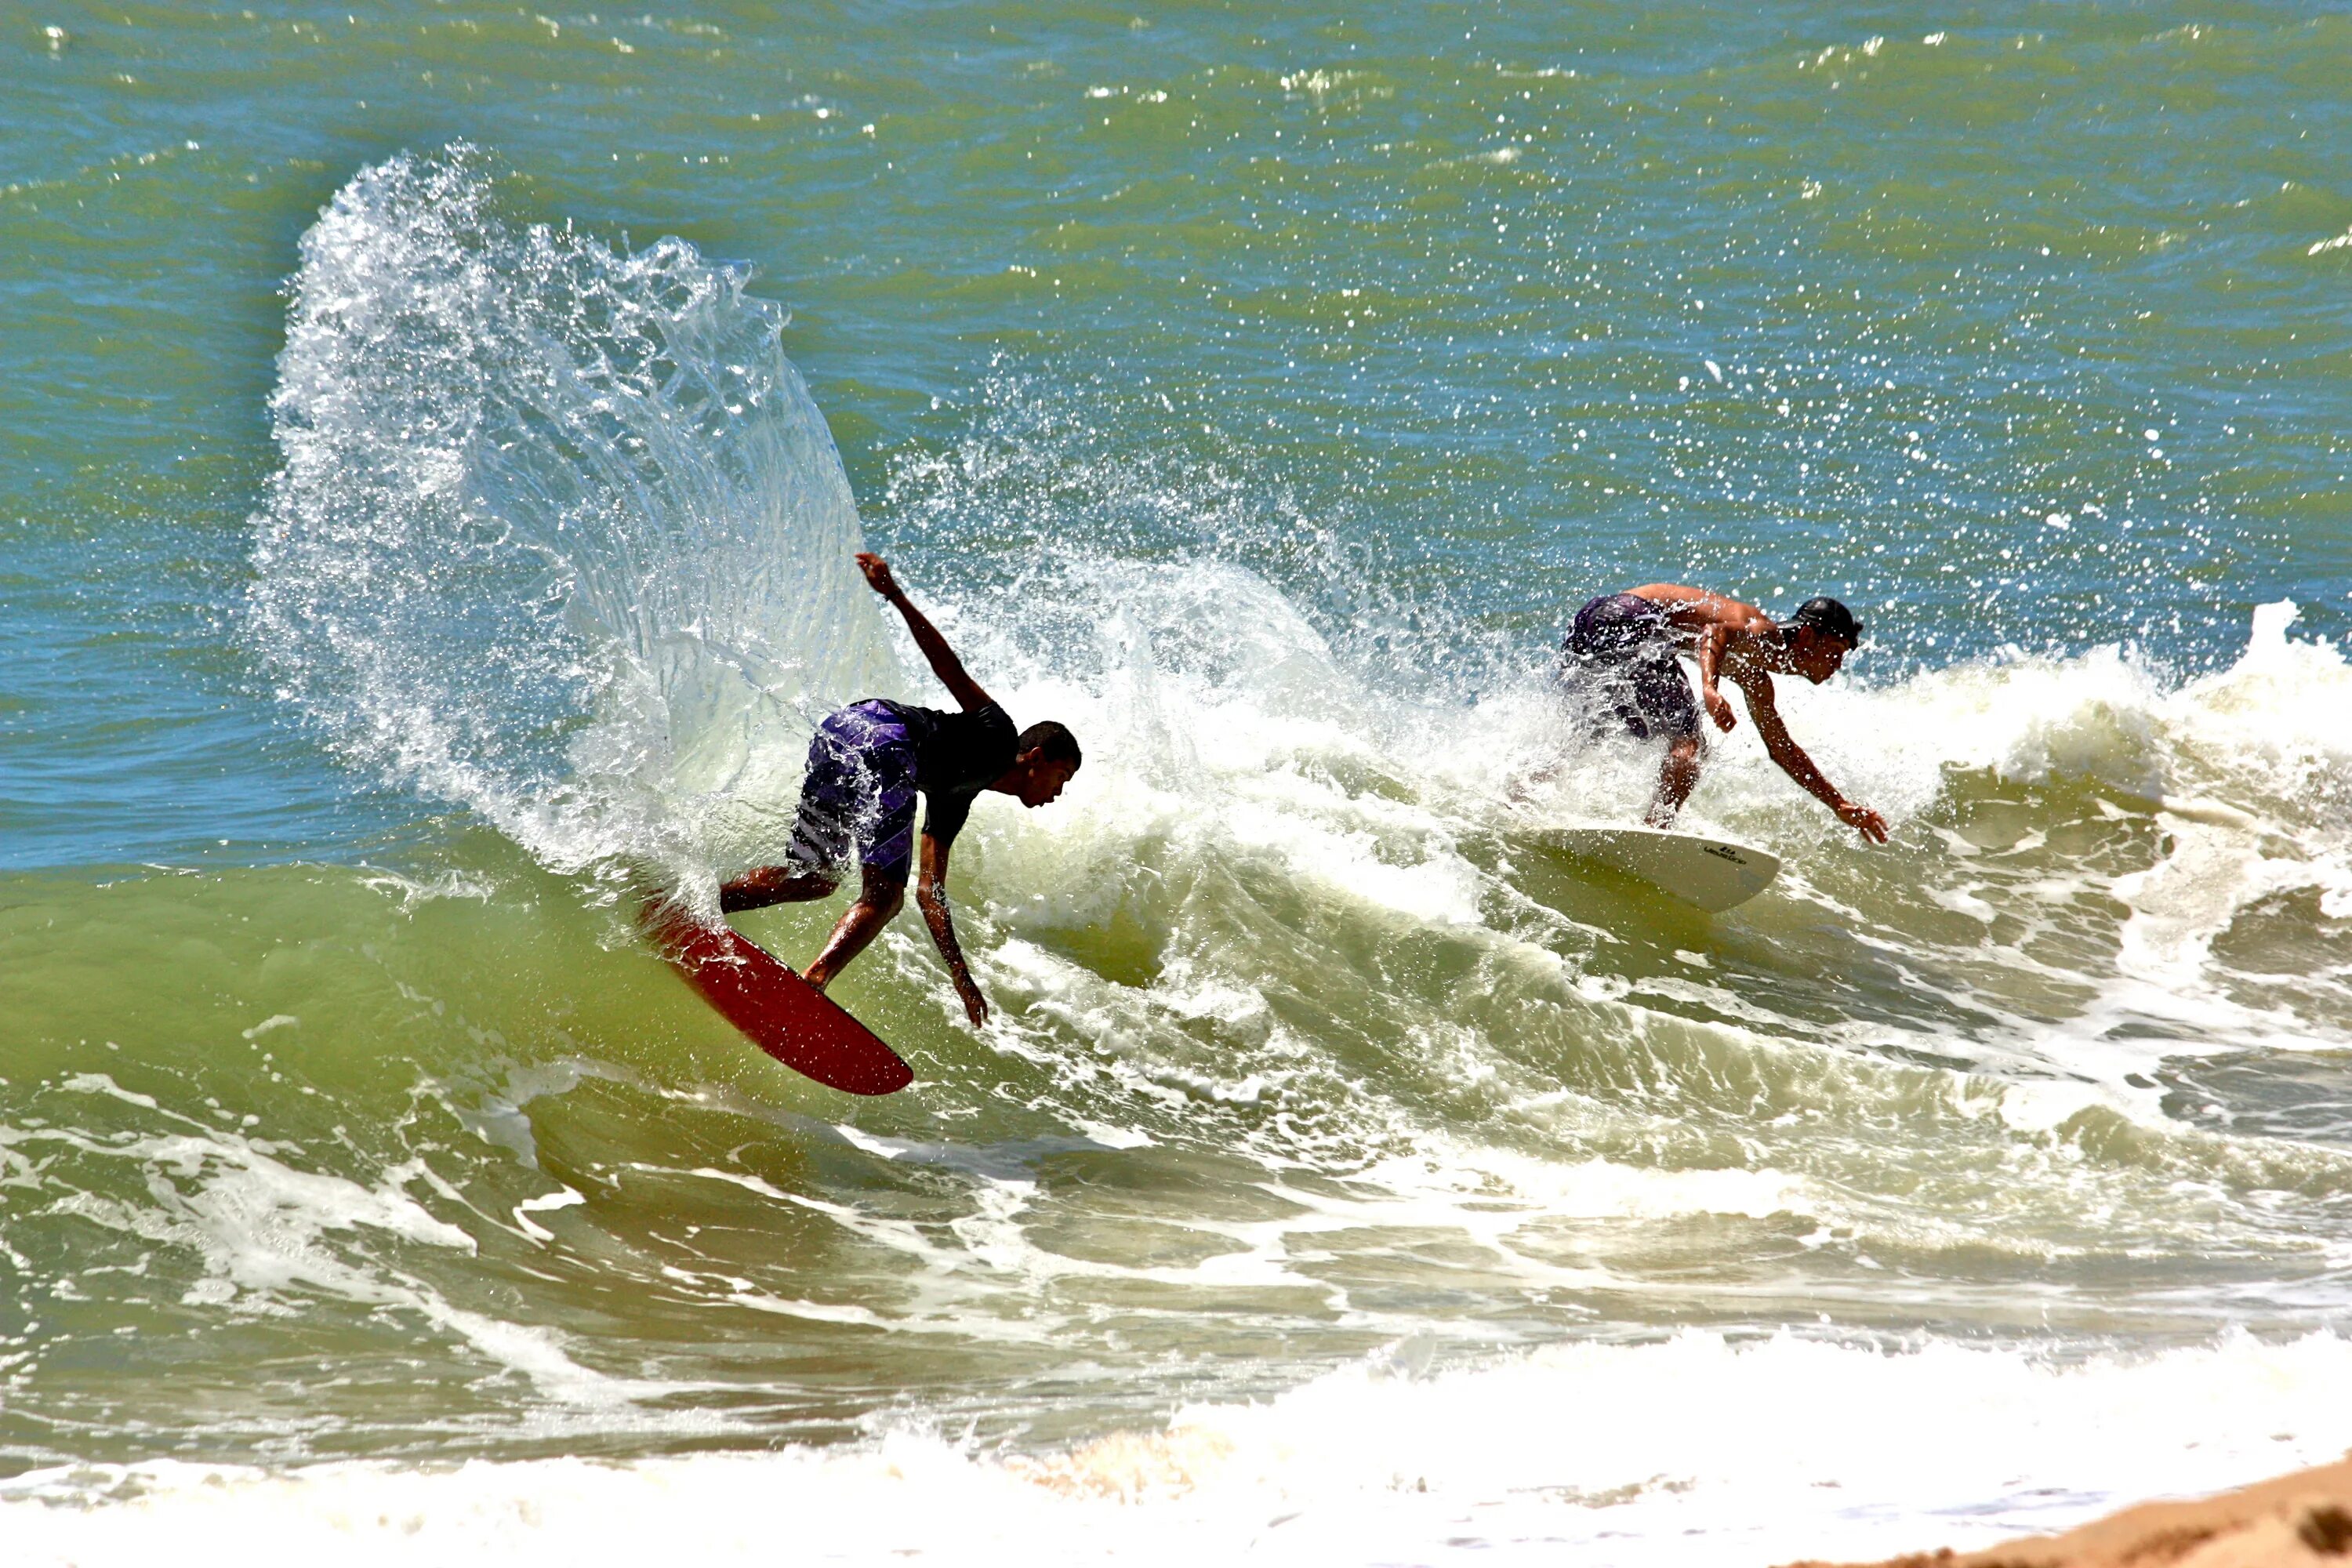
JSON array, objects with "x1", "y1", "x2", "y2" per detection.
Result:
[{"x1": 876, "y1": 700, "x2": 1018, "y2": 848}]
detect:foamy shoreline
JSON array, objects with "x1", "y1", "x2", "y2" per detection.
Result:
[
  {"x1": 9, "y1": 1333, "x2": 2352, "y2": 1566},
  {"x1": 10, "y1": 1451, "x2": 2352, "y2": 1568}
]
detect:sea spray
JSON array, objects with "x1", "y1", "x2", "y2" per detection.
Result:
[{"x1": 248, "y1": 147, "x2": 904, "y2": 904}]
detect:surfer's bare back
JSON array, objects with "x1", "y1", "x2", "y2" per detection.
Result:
[
  {"x1": 1559, "y1": 585, "x2": 1888, "y2": 844},
  {"x1": 720, "y1": 554, "x2": 1082, "y2": 1025}
]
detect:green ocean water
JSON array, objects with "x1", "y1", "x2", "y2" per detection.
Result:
[{"x1": 3, "y1": 4, "x2": 2351, "y2": 1563}]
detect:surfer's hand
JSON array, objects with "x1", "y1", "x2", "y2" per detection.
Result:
[
  {"x1": 954, "y1": 973, "x2": 989, "y2": 1028},
  {"x1": 855, "y1": 552, "x2": 903, "y2": 602},
  {"x1": 1836, "y1": 800, "x2": 1889, "y2": 844},
  {"x1": 1704, "y1": 689, "x2": 1738, "y2": 732}
]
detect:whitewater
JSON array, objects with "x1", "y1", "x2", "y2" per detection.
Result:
[{"x1": 7, "y1": 7, "x2": 2352, "y2": 1565}]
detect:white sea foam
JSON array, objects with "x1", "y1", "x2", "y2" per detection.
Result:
[
  {"x1": 18, "y1": 1080, "x2": 684, "y2": 1411},
  {"x1": 8, "y1": 1330, "x2": 2352, "y2": 1567}
]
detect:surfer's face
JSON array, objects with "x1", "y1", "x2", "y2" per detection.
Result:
[
  {"x1": 1005, "y1": 753, "x2": 1078, "y2": 808},
  {"x1": 1787, "y1": 628, "x2": 1852, "y2": 684}
]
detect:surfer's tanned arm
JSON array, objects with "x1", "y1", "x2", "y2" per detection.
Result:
[
  {"x1": 1693, "y1": 622, "x2": 1737, "y2": 733},
  {"x1": 858, "y1": 553, "x2": 993, "y2": 712},
  {"x1": 914, "y1": 833, "x2": 989, "y2": 1027},
  {"x1": 1632, "y1": 583, "x2": 1763, "y2": 735},
  {"x1": 1729, "y1": 668, "x2": 1890, "y2": 844}
]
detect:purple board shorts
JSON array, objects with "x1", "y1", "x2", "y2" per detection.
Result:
[
  {"x1": 786, "y1": 700, "x2": 920, "y2": 876},
  {"x1": 1560, "y1": 593, "x2": 1702, "y2": 742}
]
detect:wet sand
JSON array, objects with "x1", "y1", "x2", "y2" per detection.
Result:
[{"x1": 1784, "y1": 1455, "x2": 2352, "y2": 1568}]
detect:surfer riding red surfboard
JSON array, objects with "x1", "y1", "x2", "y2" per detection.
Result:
[
  {"x1": 714, "y1": 553, "x2": 1081, "y2": 1027},
  {"x1": 1559, "y1": 585, "x2": 1888, "y2": 844}
]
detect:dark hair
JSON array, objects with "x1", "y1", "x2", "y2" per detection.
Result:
[
  {"x1": 1788, "y1": 596, "x2": 1863, "y2": 648},
  {"x1": 1018, "y1": 720, "x2": 1081, "y2": 769}
]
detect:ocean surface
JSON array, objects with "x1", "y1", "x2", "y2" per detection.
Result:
[{"x1": 4, "y1": 2, "x2": 2350, "y2": 1563}]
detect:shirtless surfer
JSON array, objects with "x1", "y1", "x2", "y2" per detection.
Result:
[
  {"x1": 1559, "y1": 586, "x2": 1887, "y2": 843},
  {"x1": 718, "y1": 554, "x2": 1081, "y2": 1025}
]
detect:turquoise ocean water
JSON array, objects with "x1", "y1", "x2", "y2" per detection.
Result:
[{"x1": 4, "y1": 4, "x2": 2351, "y2": 1562}]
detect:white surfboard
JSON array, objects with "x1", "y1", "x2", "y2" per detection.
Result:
[{"x1": 1521, "y1": 825, "x2": 1780, "y2": 913}]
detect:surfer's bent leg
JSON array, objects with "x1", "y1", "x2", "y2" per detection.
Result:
[
  {"x1": 719, "y1": 865, "x2": 837, "y2": 913},
  {"x1": 1632, "y1": 640, "x2": 1705, "y2": 826},
  {"x1": 803, "y1": 734, "x2": 917, "y2": 989},
  {"x1": 799, "y1": 704, "x2": 920, "y2": 991},
  {"x1": 1563, "y1": 594, "x2": 1707, "y2": 825},
  {"x1": 1563, "y1": 594, "x2": 1682, "y2": 735},
  {"x1": 1647, "y1": 735, "x2": 1704, "y2": 827},
  {"x1": 804, "y1": 863, "x2": 907, "y2": 991},
  {"x1": 720, "y1": 702, "x2": 896, "y2": 913}
]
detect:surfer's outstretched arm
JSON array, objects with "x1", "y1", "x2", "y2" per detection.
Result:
[
  {"x1": 1731, "y1": 670, "x2": 1889, "y2": 844},
  {"x1": 914, "y1": 832, "x2": 988, "y2": 1027},
  {"x1": 857, "y1": 553, "x2": 994, "y2": 713},
  {"x1": 803, "y1": 864, "x2": 906, "y2": 992}
]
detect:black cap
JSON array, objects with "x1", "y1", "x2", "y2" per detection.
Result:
[{"x1": 1788, "y1": 596, "x2": 1863, "y2": 648}]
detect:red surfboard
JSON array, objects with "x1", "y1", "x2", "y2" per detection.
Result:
[{"x1": 641, "y1": 901, "x2": 915, "y2": 1095}]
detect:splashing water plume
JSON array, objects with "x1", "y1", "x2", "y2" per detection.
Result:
[{"x1": 249, "y1": 147, "x2": 902, "y2": 901}]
